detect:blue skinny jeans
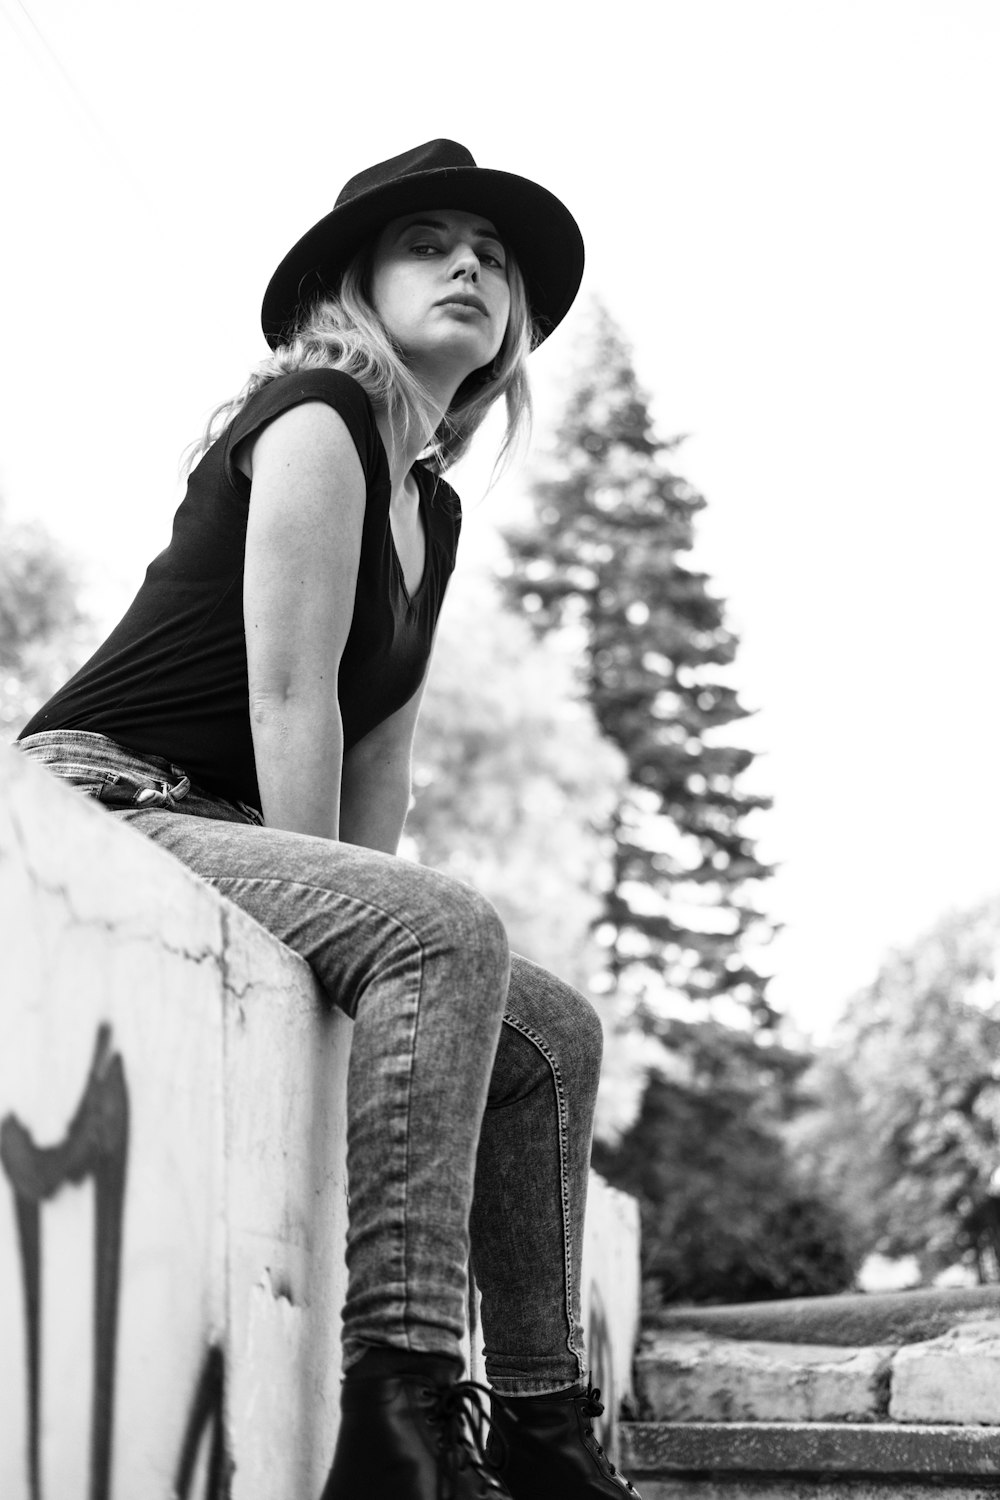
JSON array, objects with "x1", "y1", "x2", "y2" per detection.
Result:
[{"x1": 16, "y1": 731, "x2": 603, "y2": 1395}]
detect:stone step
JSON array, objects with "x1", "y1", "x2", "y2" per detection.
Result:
[
  {"x1": 636, "y1": 1295, "x2": 1000, "y2": 1427},
  {"x1": 636, "y1": 1335, "x2": 895, "y2": 1423},
  {"x1": 626, "y1": 1291, "x2": 1000, "y2": 1497},
  {"x1": 620, "y1": 1421, "x2": 1000, "y2": 1499},
  {"x1": 648, "y1": 1286, "x2": 1000, "y2": 1349}
]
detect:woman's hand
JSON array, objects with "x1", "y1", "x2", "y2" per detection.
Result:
[{"x1": 243, "y1": 401, "x2": 366, "y2": 839}]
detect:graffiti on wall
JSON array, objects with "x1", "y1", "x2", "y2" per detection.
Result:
[
  {"x1": 174, "y1": 1344, "x2": 230, "y2": 1500},
  {"x1": 1, "y1": 1024, "x2": 128, "y2": 1500},
  {"x1": 1, "y1": 1024, "x2": 231, "y2": 1499},
  {"x1": 586, "y1": 1278, "x2": 616, "y2": 1457}
]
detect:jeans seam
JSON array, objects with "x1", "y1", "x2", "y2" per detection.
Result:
[
  {"x1": 402, "y1": 946, "x2": 423, "y2": 1352},
  {"x1": 202, "y1": 874, "x2": 431, "y2": 980},
  {"x1": 499, "y1": 1011, "x2": 585, "y2": 1380}
]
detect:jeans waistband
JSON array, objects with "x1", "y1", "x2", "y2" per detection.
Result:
[{"x1": 15, "y1": 730, "x2": 263, "y2": 825}]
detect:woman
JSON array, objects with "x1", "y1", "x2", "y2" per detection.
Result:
[{"x1": 17, "y1": 139, "x2": 640, "y2": 1500}]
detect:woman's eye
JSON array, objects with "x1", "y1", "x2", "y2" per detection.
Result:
[{"x1": 480, "y1": 251, "x2": 506, "y2": 270}]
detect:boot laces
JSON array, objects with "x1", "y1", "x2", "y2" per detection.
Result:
[
  {"x1": 578, "y1": 1382, "x2": 638, "y2": 1495},
  {"x1": 421, "y1": 1378, "x2": 509, "y2": 1497}
]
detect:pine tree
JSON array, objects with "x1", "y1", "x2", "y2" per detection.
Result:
[{"x1": 500, "y1": 302, "x2": 775, "y2": 1026}]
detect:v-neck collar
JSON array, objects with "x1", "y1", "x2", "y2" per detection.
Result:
[{"x1": 389, "y1": 462, "x2": 431, "y2": 608}]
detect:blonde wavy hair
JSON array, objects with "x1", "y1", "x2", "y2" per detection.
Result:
[{"x1": 185, "y1": 239, "x2": 537, "y2": 478}]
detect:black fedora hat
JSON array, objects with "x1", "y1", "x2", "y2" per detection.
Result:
[{"x1": 260, "y1": 139, "x2": 584, "y2": 350}]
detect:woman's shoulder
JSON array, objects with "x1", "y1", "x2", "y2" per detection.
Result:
[
  {"x1": 226, "y1": 369, "x2": 384, "y2": 488},
  {"x1": 237, "y1": 368, "x2": 377, "y2": 435}
]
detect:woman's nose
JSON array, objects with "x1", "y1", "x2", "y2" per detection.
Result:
[{"x1": 449, "y1": 245, "x2": 480, "y2": 281}]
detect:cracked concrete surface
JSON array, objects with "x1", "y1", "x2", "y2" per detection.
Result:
[
  {"x1": 1, "y1": 751, "x2": 284, "y2": 1009},
  {"x1": 2, "y1": 745, "x2": 641, "y2": 1497},
  {"x1": 0, "y1": 744, "x2": 352, "y2": 1497}
]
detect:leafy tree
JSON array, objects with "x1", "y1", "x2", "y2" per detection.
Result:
[
  {"x1": 492, "y1": 302, "x2": 849, "y2": 1306},
  {"x1": 793, "y1": 899, "x2": 1000, "y2": 1283},
  {"x1": 593, "y1": 1019, "x2": 859, "y2": 1303},
  {"x1": 408, "y1": 561, "x2": 625, "y2": 994},
  {"x1": 0, "y1": 501, "x2": 92, "y2": 737},
  {"x1": 499, "y1": 301, "x2": 775, "y2": 1028}
]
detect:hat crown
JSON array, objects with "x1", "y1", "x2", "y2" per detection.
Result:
[{"x1": 336, "y1": 139, "x2": 478, "y2": 210}]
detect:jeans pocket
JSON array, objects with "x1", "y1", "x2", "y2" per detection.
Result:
[
  {"x1": 37, "y1": 760, "x2": 190, "y2": 811},
  {"x1": 47, "y1": 764, "x2": 123, "y2": 799},
  {"x1": 96, "y1": 775, "x2": 192, "y2": 811}
]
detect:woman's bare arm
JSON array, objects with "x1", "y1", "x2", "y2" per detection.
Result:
[
  {"x1": 339, "y1": 665, "x2": 432, "y2": 853},
  {"x1": 243, "y1": 401, "x2": 366, "y2": 838}
]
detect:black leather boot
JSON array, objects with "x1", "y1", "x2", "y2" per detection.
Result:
[
  {"x1": 486, "y1": 1382, "x2": 642, "y2": 1498},
  {"x1": 320, "y1": 1359, "x2": 513, "y2": 1500}
]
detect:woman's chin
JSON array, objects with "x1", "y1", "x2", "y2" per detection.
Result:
[{"x1": 408, "y1": 338, "x2": 497, "y2": 390}]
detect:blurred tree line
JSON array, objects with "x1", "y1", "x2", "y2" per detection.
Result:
[
  {"x1": 0, "y1": 500, "x2": 92, "y2": 738},
  {"x1": 792, "y1": 900, "x2": 1000, "y2": 1286},
  {"x1": 5, "y1": 308, "x2": 1000, "y2": 1305}
]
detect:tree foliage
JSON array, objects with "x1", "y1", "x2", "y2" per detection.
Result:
[
  {"x1": 792, "y1": 900, "x2": 1000, "y2": 1283},
  {"x1": 408, "y1": 562, "x2": 625, "y2": 993},
  {"x1": 594, "y1": 1020, "x2": 859, "y2": 1303},
  {"x1": 499, "y1": 301, "x2": 775, "y2": 1025},
  {"x1": 492, "y1": 302, "x2": 850, "y2": 1306},
  {"x1": 0, "y1": 501, "x2": 92, "y2": 736}
]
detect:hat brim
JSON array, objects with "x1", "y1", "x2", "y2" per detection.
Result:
[{"x1": 261, "y1": 165, "x2": 584, "y2": 349}]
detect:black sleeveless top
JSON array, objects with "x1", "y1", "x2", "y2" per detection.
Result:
[{"x1": 20, "y1": 370, "x2": 461, "y2": 809}]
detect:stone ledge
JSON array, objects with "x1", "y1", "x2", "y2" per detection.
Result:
[
  {"x1": 636, "y1": 1337, "x2": 894, "y2": 1423},
  {"x1": 620, "y1": 1422, "x2": 1000, "y2": 1477},
  {"x1": 631, "y1": 1480, "x2": 1000, "y2": 1499},
  {"x1": 637, "y1": 1292, "x2": 1000, "y2": 1430},
  {"x1": 647, "y1": 1288, "x2": 1000, "y2": 1349},
  {"x1": 889, "y1": 1321, "x2": 1000, "y2": 1425},
  {"x1": 1, "y1": 743, "x2": 643, "y2": 1496}
]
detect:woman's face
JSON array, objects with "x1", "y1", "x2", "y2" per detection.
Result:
[{"x1": 369, "y1": 208, "x2": 511, "y2": 388}]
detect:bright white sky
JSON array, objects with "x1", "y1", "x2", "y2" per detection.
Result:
[{"x1": 1, "y1": 0, "x2": 998, "y2": 1041}]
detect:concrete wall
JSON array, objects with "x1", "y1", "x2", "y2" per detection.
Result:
[
  {"x1": 0, "y1": 744, "x2": 640, "y2": 1499},
  {"x1": 580, "y1": 1172, "x2": 641, "y2": 1458}
]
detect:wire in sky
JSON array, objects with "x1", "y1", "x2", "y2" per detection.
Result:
[{"x1": 0, "y1": 0, "x2": 155, "y2": 210}]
